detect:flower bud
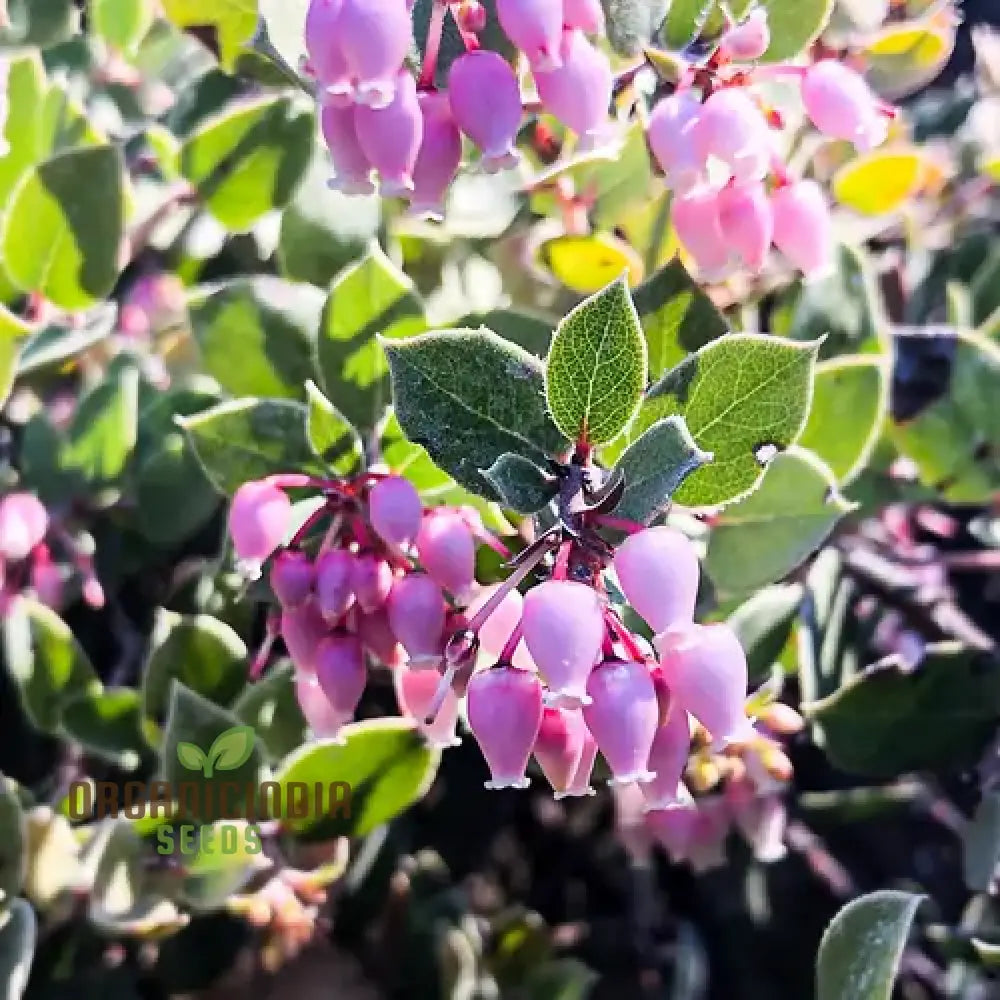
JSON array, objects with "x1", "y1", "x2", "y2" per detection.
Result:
[
  {"x1": 655, "y1": 622, "x2": 756, "y2": 750},
  {"x1": 0, "y1": 492, "x2": 48, "y2": 562},
  {"x1": 416, "y1": 509, "x2": 476, "y2": 600},
  {"x1": 336, "y1": 0, "x2": 413, "y2": 107},
  {"x1": 562, "y1": 0, "x2": 604, "y2": 35},
  {"x1": 456, "y1": 0, "x2": 487, "y2": 32},
  {"x1": 320, "y1": 102, "x2": 376, "y2": 195},
  {"x1": 354, "y1": 70, "x2": 423, "y2": 195},
  {"x1": 771, "y1": 179, "x2": 833, "y2": 278},
  {"x1": 717, "y1": 179, "x2": 773, "y2": 272},
  {"x1": 305, "y1": 0, "x2": 351, "y2": 100},
  {"x1": 394, "y1": 664, "x2": 462, "y2": 747},
  {"x1": 532, "y1": 706, "x2": 590, "y2": 796},
  {"x1": 583, "y1": 660, "x2": 659, "y2": 785},
  {"x1": 467, "y1": 665, "x2": 544, "y2": 789},
  {"x1": 672, "y1": 187, "x2": 734, "y2": 281},
  {"x1": 350, "y1": 554, "x2": 393, "y2": 613},
  {"x1": 641, "y1": 705, "x2": 692, "y2": 811},
  {"x1": 31, "y1": 560, "x2": 64, "y2": 610},
  {"x1": 228, "y1": 480, "x2": 291, "y2": 569},
  {"x1": 468, "y1": 584, "x2": 522, "y2": 659},
  {"x1": 358, "y1": 607, "x2": 406, "y2": 667},
  {"x1": 739, "y1": 795, "x2": 787, "y2": 863},
  {"x1": 719, "y1": 8, "x2": 770, "y2": 61},
  {"x1": 757, "y1": 701, "x2": 805, "y2": 735},
  {"x1": 801, "y1": 59, "x2": 889, "y2": 152},
  {"x1": 368, "y1": 475, "x2": 423, "y2": 550},
  {"x1": 386, "y1": 572, "x2": 446, "y2": 663},
  {"x1": 270, "y1": 550, "x2": 315, "y2": 609},
  {"x1": 521, "y1": 580, "x2": 604, "y2": 708},
  {"x1": 281, "y1": 599, "x2": 329, "y2": 676},
  {"x1": 533, "y1": 30, "x2": 612, "y2": 151},
  {"x1": 613, "y1": 526, "x2": 699, "y2": 634},
  {"x1": 694, "y1": 87, "x2": 771, "y2": 183},
  {"x1": 410, "y1": 91, "x2": 463, "y2": 220},
  {"x1": 448, "y1": 51, "x2": 523, "y2": 172},
  {"x1": 647, "y1": 91, "x2": 707, "y2": 196},
  {"x1": 314, "y1": 634, "x2": 367, "y2": 736},
  {"x1": 296, "y1": 675, "x2": 347, "y2": 737},
  {"x1": 496, "y1": 0, "x2": 563, "y2": 70},
  {"x1": 315, "y1": 549, "x2": 356, "y2": 622},
  {"x1": 82, "y1": 576, "x2": 105, "y2": 610}
]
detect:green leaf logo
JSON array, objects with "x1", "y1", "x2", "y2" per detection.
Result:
[{"x1": 176, "y1": 725, "x2": 256, "y2": 777}]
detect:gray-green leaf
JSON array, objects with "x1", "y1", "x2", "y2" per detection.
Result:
[
  {"x1": 0, "y1": 899, "x2": 36, "y2": 1000},
  {"x1": 481, "y1": 453, "x2": 558, "y2": 514}
]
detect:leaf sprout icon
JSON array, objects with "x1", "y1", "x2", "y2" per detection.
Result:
[{"x1": 176, "y1": 725, "x2": 256, "y2": 778}]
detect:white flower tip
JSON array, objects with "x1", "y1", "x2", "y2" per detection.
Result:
[
  {"x1": 482, "y1": 149, "x2": 521, "y2": 174},
  {"x1": 380, "y1": 176, "x2": 415, "y2": 197},
  {"x1": 608, "y1": 769, "x2": 656, "y2": 787},
  {"x1": 555, "y1": 785, "x2": 596, "y2": 800},
  {"x1": 485, "y1": 776, "x2": 531, "y2": 790},
  {"x1": 355, "y1": 80, "x2": 395, "y2": 108}
]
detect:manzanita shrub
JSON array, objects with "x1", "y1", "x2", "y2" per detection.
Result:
[{"x1": 1, "y1": 0, "x2": 1000, "y2": 997}]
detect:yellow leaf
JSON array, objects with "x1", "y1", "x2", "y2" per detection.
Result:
[
  {"x1": 863, "y1": 14, "x2": 957, "y2": 99},
  {"x1": 539, "y1": 233, "x2": 644, "y2": 295},
  {"x1": 979, "y1": 154, "x2": 1000, "y2": 184},
  {"x1": 833, "y1": 149, "x2": 925, "y2": 216}
]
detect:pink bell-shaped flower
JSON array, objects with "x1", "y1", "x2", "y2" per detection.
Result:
[
  {"x1": 31, "y1": 559, "x2": 64, "y2": 610},
  {"x1": 646, "y1": 91, "x2": 707, "y2": 195},
  {"x1": 315, "y1": 549, "x2": 356, "y2": 622},
  {"x1": 354, "y1": 70, "x2": 423, "y2": 195},
  {"x1": 641, "y1": 705, "x2": 692, "y2": 810},
  {"x1": 410, "y1": 92, "x2": 463, "y2": 220},
  {"x1": 469, "y1": 584, "x2": 522, "y2": 658},
  {"x1": 386, "y1": 572, "x2": 446, "y2": 664},
  {"x1": 394, "y1": 664, "x2": 462, "y2": 747},
  {"x1": 719, "y1": 8, "x2": 770, "y2": 61},
  {"x1": 801, "y1": 59, "x2": 889, "y2": 152},
  {"x1": 448, "y1": 51, "x2": 523, "y2": 172},
  {"x1": 645, "y1": 783, "x2": 699, "y2": 860},
  {"x1": 321, "y1": 102, "x2": 376, "y2": 195},
  {"x1": 350, "y1": 553, "x2": 393, "y2": 613},
  {"x1": 583, "y1": 660, "x2": 659, "y2": 785},
  {"x1": 613, "y1": 526, "x2": 700, "y2": 634},
  {"x1": 467, "y1": 665, "x2": 544, "y2": 789},
  {"x1": 717, "y1": 179, "x2": 773, "y2": 272},
  {"x1": 228, "y1": 480, "x2": 291, "y2": 571},
  {"x1": 562, "y1": 0, "x2": 604, "y2": 34},
  {"x1": 694, "y1": 87, "x2": 771, "y2": 183},
  {"x1": 358, "y1": 608, "x2": 406, "y2": 667},
  {"x1": 533, "y1": 30, "x2": 612, "y2": 151},
  {"x1": 416, "y1": 509, "x2": 476, "y2": 600},
  {"x1": 771, "y1": 179, "x2": 834, "y2": 278},
  {"x1": 368, "y1": 475, "x2": 423, "y2": 550},
  {"x1": 732, "y1": 791, "x2": 787, "y2": 863},
  {"x1": 561, "y1": 724, "x2": 598, "y2": 797},
  {"x1": 0, "y1": 492, "x2": 49, "y2": 562},
  {"x1": 532, "y1": 706, "x2": 590, "y2": 796},
  {"x1": 315, "y1": 633, "x2": 367, "y2": 738},
  {"x1": 305, "y1": 0, "x2": 351, "y2": 101},
  {"x1": 521, "y1": 580, "x2": 604, "y2": 708},
  {"x1": 672, "y1": 187, "x2": 734, "y2": 281},
  {"x1": 655, "y1": 622, "x2": 756, "y2": 749},
  {"x1": 270, "y1": 550, "x2": 315, "y2": 609},
  {"x1": 280, "y1": 598, "x2": 329, "y2": 676},
  {"x1": 296, "y1": 674, "x2": 346, "y2": 737},
  {"x1": 336, "y1": 0, "x2": 413, "y2": 107},
  {"x1": 496, "y1": 0, "x2": 563, "y2": 70},
  {"x1": 685, "y1": 796, "x2": 731, "y2": 872}
]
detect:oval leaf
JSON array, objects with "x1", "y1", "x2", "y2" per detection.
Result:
[
  {"x1": 305, "y1": 380, "x2": 363, "y2": 476},
  {"x1": 538, "y1": 233, "x2": 643, "y2": 296},
  {"x1": 833, "y1": 150, "x2": 926, "y2": 217},
  {"x1": 481, "y1": 453, "x2": 558, "y2": 514},
  {"x1": 757, "y1": 0, "x2": 834, "y2": 62},
  {"x1": 964, "y1": 792, "x2": 1000, "y2": 892},
  {"x1": 0, "y1": 899, "x2": 36, "y2": 1000}
]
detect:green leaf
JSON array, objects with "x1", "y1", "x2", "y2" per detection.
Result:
[
  {"x1": 816, "y1": 891, "x2": 923, "y2": 1000},
  {"x1": 90, "y1": 0, "x2": 153, "y2": 51},
  {"x1": 161, "y1": 0, "x2": 259, "y2": 69},
  {"x1": 233, "y1": 661, "x2": 307, "y2": 763},
  {"x1": 1, "y1": 600, "x2": 99, "y2": 733},
  {"x1": 0, "y1": 53, "x2": 47, "y2": 208},
  {"x1": 305, "y1": 380, "x2": 363, "y2": 476},
  {"x1": 179, "y1": 96, "x2": 313, "y2": 231},
  {"x1": 757, "y1": 0, "x2": 835, "y2": 62},
  {"x1": 544, "y1": 276, "x2": 647, "y2": 446},
  {"x1": 161, "y1": 682, "x2": 264, "y2": 822},
  {"x1": 273, "y1": 718, "x2": 440, "y2": 839},
  {"x1": 633, "y1": 258, "x2": 729, "y2": 378},
  {"x1": 318, "y1": 243, "x2": 428, "y2": 431},
  {"x1": 963, "y1": 792, "x2": 1000, "y2": 891},
  {"x1": 15, "y1": 304, "x2": 117, "y2": 376},
  {"x1": 661, "y1": 0, "x2": 715, "y2": 48},
  {"x1": 62, "y1": 687, "x2": 150, "y2": 771},
  {"x1": 481, "y1": 454, "x2": 558, "y2": 514},
  {"x1": 176, "y1": 742, "x2": 208, "y2": 771},
  {"x1": 640, "y1": 334, "x2": 821, "y2": 506},
  {"x1": 178, "y1": 820, "x2": 267, "y2": 911},
  {"x1": 0, "y1": 900, "x2": 36, "y2": 1000},
  {"x1": 207, "y1": 725, "x2": 256, "y2": 772},
  {"x1": 383, "y1": 329, "x2": 567, "y2": 498},
  {"x1": 188, "y1": 277, "x2": 322, "y2": 400},
  {"x1": 603, "y1": 0, "x2": 670, "y2": 54},
  {"x1": 804, "y1": 643, "x2": 1000, "y2": 778},
  {"x1": 178, "y1": 397, "x2": 326, "y2": 496},
  {"x1": 610, "y1": 416, "x2": 711, "y2": 524},
  {"x1": 972, "y1": 247, "x2": 1000, "y2": 328},
  {"x1": 141, "y1": 610, "x2": 248, "y2": 738},
  {"x1": 706, "y1": 449, "x2": 853, "y2": 595},
  {"x1": 0, "y1": 0, "x2": 77, "y2": 48},
  {"x1": 0, "y1": 306, "x2": 32, "y2": 409},
  {"x1": 727, "y1": 583, "x2": 804, "y2": 683},
  {"x1": 459, "y1": 310, "x2": 553, "y2": 359},
  {"x1": 799, "y1": 357, "x2": 887, "y2": 485},
  {"x1": 1, "y1": 145, "x2": 124, "y2": 310},
  {"x1": 0, "y1": 779, "x2": 25, "y2": 905}
]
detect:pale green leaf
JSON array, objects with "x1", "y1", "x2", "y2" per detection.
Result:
[
  {"x1": 661, "y1": 0, "x2": 715, "y2": 48},
  {"x1": 305, "y1": 380, "x2": 363, "y2": 476},
  {"x1": 481, "y1": 453, "x2": 558, "y2": 514},
  {"x1": 161, "y1": 0, "x2": 259, "y2": 69},
  {"x1": 758, "y1": 0, "x2": 835, "y2": 62}
]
